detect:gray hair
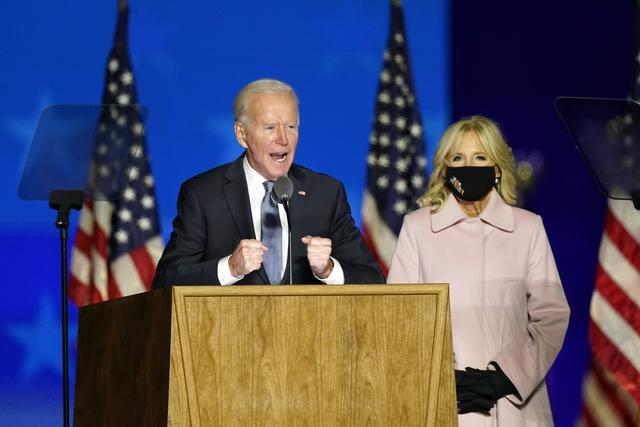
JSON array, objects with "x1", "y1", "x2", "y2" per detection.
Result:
[{"x1": 233, "y1": 79, "x2": 299, "y2": 125}]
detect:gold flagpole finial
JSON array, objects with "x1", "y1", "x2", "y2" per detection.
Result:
[{"x1": 119, "y1": 0, "x2": 127, "y2": 11}]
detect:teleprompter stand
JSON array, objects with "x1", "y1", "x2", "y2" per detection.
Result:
[{"x1": 18, "y1": 105, "x2": 147, "y2": 427}]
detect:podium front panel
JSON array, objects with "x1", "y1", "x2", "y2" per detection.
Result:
[
  {"x1": 168, "y1": 285, "x2": 455, "y2": 427},
  {"x1": 74, "y1": 284, "x2": 456, "y2": 426}
]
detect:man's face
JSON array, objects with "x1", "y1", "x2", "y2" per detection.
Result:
[{"x1": 235, "y1": 92, "x2": 299, "y2": 180}]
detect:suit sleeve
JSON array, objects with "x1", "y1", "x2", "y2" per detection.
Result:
[
  {"x1": 386, "y1": 215, "x2": 420, "y2": 284},
  {"x1": 152, "y1": 183, "x2": 221, "y2": 288},
  {"x1": 491, "y1": 215, "x2": 570, "y2": 403},
  {"x1": 328, "y1": 183, "x2": 384, "y2": 284}
]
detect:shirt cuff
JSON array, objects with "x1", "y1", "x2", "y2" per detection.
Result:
[
  {"x1": 218, "y1": 255, "x2": 243, "y2": 285},
  {"x1": 315, "y1": 257, "x2": 345, "y2": 285}
]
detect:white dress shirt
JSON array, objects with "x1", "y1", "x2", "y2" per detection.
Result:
[{"x1": 217, "y1": 157, "x2": 344, "y2": 285}]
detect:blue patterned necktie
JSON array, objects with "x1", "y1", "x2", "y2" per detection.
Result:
[{"x1": 261, "y1": 181, "x2": 282, "y2": 284}]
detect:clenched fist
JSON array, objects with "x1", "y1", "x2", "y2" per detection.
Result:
[
  {"x1": 228, "y1": 239, "x2": 268, "y2": 278},
  {"x1": 301, "y1": 235, "x2": 333, "y2": 279}
]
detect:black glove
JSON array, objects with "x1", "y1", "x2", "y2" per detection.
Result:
[
  {"x1": 455, "y1": 363, "x2": 518, "y2": 415},
  {"x1": 455, "y1": 369, "x2": 494, "y2": 414}
]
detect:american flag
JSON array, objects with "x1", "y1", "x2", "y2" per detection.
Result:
[
  {"x1": 361, "y1": 0, "x2": 427, "y2": 276},
  {"x1": 69, "y1": 4, "x2": 163, "y2": 306},
  {"x1": 579, "y1": 199, "x2": 640, "y2": 426},
  {"x1": 579, "y1": 4, "x2": 640, "y2": 423}
]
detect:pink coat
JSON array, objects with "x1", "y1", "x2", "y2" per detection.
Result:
[{"x1": 387, "y1": 189, "x2": 570, "y2": 426}]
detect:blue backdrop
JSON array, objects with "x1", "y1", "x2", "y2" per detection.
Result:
[
  {"x1": 450, "y1": 1, "x2": 635, "y2": 425},
  {"x1": 0, "y1": 0, "x2": 633, "y2": 425},
  {"x1": 0, "y1": 1, "x2": 447, "y2": 425}
]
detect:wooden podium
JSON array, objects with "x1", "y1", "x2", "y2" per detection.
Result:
[{"x1": 74, "y1": 285, "x2": 457, "y2": 426}]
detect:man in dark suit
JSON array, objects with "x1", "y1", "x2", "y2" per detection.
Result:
[{"x1": 152, "y1": 79, "x2": 383, "y2": 287}]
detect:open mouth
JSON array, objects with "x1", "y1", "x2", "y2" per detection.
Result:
[{"x1": 270, "y1": 152, "x2": 288, "y2": 162}]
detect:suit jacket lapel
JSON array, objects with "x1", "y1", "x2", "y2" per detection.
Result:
[{"x1": 222, "y1": 156, "x2": 269, "y2": 284}]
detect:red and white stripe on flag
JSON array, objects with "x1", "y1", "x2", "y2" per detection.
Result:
[
  {"x1": 589, "y1": 199, "x2": 640, "y2": 408},
  {"x1": 579, "y1": 359, "x2": 638, "y2": 427},
  {"x1": 69, "y1": 199, "x2": 163, "y2": 306},
  {"x1": 361, "y1": 2, "x2": 428, "y2": 278},
  {"x1": 362, "y1": 190, "x2": 398, "y2": 276}
]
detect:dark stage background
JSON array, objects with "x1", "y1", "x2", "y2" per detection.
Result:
[
  {"x1": 0, "y1": 0, "x2": 634, "y2": 425},
  {"x1": 451, "y1": 1, "x2": 635, "y2": 425}
]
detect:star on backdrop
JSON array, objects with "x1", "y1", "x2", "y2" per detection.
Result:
[{"x1": 4, "y1": 294, "x2": 77, "y2": 383}]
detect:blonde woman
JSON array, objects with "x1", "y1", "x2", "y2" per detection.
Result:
[{"x1": 387, "y1": 116, "x2": 570, "y2": 426}]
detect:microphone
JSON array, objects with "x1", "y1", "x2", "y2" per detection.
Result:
[
  {"x1": 273, "y1": 176, "x2": 293, "y2": 204},
  {"x1": 273, "y1": 176, "x2": 293, "y2": 285}
]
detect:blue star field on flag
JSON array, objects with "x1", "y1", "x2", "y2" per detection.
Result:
[
  {"x1": 365, "y1": 1, "x2": 428, "y2": 236},
  {"x1": 90, "y1": 7, "x2": 160, "y2": 262},
  {"x1": 70, "y1": 4, "x2": 163, "y2": 305}
]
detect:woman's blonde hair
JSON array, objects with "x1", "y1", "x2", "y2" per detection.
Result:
[{"x1": 417, "y1": 115, "x2": 517, "y2": 212}]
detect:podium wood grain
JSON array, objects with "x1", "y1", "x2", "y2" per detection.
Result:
[{"x1": 74, "y1": 285, "x2": 457, "y2": 427}]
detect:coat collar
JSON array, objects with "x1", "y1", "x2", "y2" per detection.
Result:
[{"x1": 431, "y1": 188, "x2": 515, "y2": 233}]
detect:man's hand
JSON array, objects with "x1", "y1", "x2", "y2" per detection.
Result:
[
  {"x1": 228, "y1": 239, "x2": 268, "y2": 278},
  {"x1": 301, "y1": 235, "x2": 333, "y2": 279}
]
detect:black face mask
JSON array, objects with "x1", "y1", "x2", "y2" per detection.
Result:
[{"x1": 445, "y1": 166, "x2": 497, "y2": 202}]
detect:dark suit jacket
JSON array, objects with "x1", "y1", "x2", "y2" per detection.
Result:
[{"x1": 152, "y1": 156, "x2": 384, "y2": 288}]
